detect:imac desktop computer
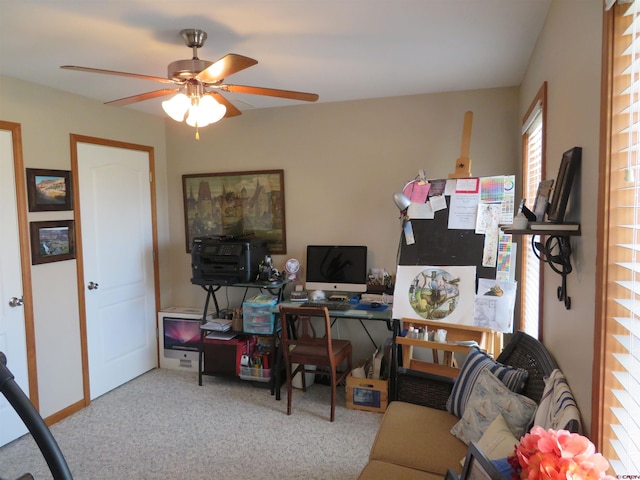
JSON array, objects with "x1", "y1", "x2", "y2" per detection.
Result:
[
  {"x1": 305, "y1": 245, "x2": 368, "y2": 294},
  {"x1": 158, "y1": 306, "x2": 211, "y2": 372}
]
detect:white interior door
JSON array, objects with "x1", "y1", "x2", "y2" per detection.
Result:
[
  {"x1": 76, "y1": 140, "x2": 157, "y2": 400},
  {"x1": 0, "y1": 126, "x2": 29, "y2": 446}
]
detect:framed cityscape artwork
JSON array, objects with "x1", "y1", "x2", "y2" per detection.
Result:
[{"x1": 182, "y1": 169, "x2": 286, "y2": 254}]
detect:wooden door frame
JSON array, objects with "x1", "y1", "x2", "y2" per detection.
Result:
[{"x1": 70, "y1": 134, "x2": 160, "y2": 405}]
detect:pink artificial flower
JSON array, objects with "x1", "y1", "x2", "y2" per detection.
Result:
[{"x1": 509, "y1": 427, "x2": 616, "y2": 480}]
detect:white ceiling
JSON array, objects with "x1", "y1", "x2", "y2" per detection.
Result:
[{"x1": 0, "y1": 0, "x2": 551, "y2": 118}]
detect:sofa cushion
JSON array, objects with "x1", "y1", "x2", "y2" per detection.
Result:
[
  {"x1": 460, "y1": 414, "x2": 519, "y2": 466},
  {"x1": 446, "y1": 346, "x2": 529, "y2": 418},
  {"x1": 533, "y1": 368, "x2": 582, "y2": 433},
  {"x1": 358, "y1": 460, "x2": 444, "y2": 480},
  {"x1": 368, "y1": 401, "x2": 468, "y2": 476},
  {"x1": 450, "y1": 369, "x2": 537, "y2": 445}
]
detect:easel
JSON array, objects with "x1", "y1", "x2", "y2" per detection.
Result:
[{"x1": 449, "y1": 111, "x2": 473, "y2": 179}]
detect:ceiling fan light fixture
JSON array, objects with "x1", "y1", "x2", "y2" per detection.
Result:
[
  {"x1": 185, "y1": 95, "x2": 226, "y2": 128},
  {"x1": 200, "y1": 95, "x2": 227, "y2": 124},
  {"x1": 162, "y1": 93, "x2": 190, "y2": 121}
]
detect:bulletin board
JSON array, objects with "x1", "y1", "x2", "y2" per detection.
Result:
[
  {"x1": 392, "y1": 175, "x2": 517, "y2": 332},
  {"x1": 398, "y1": 196, "x2": 497, "y2": 280}
]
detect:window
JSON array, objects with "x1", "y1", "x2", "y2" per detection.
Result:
[
  {"x1": 594, "y1": 1, "x2": 640, "y2": 474},
  {"x1": 520, "y1": 83, "x2": 547, "y2": 339}
]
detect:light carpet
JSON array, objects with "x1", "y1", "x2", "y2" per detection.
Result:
[{"x1": 0, "y1": 368, "x2": 383, "y2": 480}]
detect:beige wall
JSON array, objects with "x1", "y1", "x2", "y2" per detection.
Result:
[
  {"x1": 165, "y1": 88, "x2": 520, "y2": 362},
  {"x1": 0, "y1": 75, "x2": 170, "y2": 417},
  {"x1": 519, "y1": 0, "x2": 602, "y2": 434},
  {"x1": 0, "y1": 0, "x2": 601, "y2": 424}
]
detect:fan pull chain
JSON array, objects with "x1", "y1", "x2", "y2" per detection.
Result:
[{"x1": 195, "y1": 124, "x2": 200, "y2": 140}]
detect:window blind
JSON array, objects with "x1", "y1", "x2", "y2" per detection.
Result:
[
  {"x1": 601, "y1": 0, "x2": 640, "y2": 473},
  {"x1": 521, "y1": 107, "x2": 543, "y2": 338}
]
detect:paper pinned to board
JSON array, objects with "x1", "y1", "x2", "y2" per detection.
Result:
[{"x1": 408, "y1": 202, "x2": 434, "y2": 219}]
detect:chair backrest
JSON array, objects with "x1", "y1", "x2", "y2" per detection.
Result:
[{"x1": 279, "y1": 305, "x2": 336, "y2": 363}]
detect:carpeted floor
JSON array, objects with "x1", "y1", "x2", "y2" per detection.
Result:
[{"x1": 0, "y1": 368, "x2": 383, "y2": 480}]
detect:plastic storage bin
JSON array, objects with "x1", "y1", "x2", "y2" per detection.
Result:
[
  {"x1": 239, "y1": 366, "x2": 272, "y2": 382},
  {"x1": 242, "y1": 295, "x2": 278, "y2": 334}
]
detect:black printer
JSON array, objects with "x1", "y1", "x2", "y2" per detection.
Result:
[{"x1": 190, "y1": 236, "x2": 268, "y2": 285}]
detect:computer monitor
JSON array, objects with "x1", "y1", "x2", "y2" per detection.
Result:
[
  {"x1": 162, "y1": 316, "x2": 201, "y2": 363},
  {"x1": 305, "y1": 245, "x2": 368, "y2": 293}
]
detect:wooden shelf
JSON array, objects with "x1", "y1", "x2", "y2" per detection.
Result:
[
  {"x1": 500, "y1": 226, "x2": 581, "y2": 236},
  {"x1": 500, "y1": 225, "x2": 579, "y2": 309}
]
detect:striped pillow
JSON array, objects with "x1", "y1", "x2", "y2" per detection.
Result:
[
  {"x1": 446, "y1": 346, "x2": 529, "y2": 418},
  {"x1": 533, "y1": 369, "x2": 582, "y2": 433}
]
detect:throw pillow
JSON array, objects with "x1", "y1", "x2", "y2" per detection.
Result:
[
  {"x1": 533, "y1": 368, "x2": 582, "y2": 433},
  {"x1": 459, "y1": 414, "x2": 519, "y2": 467},
  {"x1": 450, "y1": 369, "x2": 537, "y2": 445},
  {"x1": 446, "y1": 346, "x2": 529, "y2": 418}
]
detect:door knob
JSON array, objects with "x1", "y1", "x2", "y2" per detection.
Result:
[
  {"x1": 8, "y1": 296, "x2": 23, "y2": 308},
  {"x1": 87, "y1": 281, "x2": 99, "y2": 290}
]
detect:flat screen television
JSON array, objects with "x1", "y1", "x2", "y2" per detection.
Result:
[
  {"x1": 305, "y1": 245, "x2": 368, "y2": 293},
  {"x1": 163, "y1": 316, "x2": 201, "y2": 362}
]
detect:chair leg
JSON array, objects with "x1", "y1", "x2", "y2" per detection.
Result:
[
  {"x1": 330, "y1": 369, "x2": 336, "y2": 422},
  {"x1": 285, "y1": 362, "x2": 293, "y2": 416}
]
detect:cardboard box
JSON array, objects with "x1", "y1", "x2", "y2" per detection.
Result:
[{"x1": 345, "y1": 374, "x2": 389, "y2": 413}]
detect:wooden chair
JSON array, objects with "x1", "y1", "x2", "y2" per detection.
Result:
[{"x1": 278, "y1": 305, "x2": 352, "y2": 422}]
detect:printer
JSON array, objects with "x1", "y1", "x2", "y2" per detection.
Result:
[{"x1": 190, "y1": 236, "x2": 268, "y2": 285}]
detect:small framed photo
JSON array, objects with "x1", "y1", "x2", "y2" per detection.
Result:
[
  {"x1": 30, "y1": 220, "x2": 76, "y2": 265},
  {"x1": 26, "y1": 168, "x2": 73, "y2": 212},
  {"x1": 532, "y1": 179, "x2": 554, "y2": 222}
]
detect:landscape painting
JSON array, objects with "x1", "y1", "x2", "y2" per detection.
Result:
[
  {"x1": 30, "y1": 220, "x2": 76, "y2": 265},
  {"x1": 26, "y1": 168, "x2": 73, "y2": 211}
]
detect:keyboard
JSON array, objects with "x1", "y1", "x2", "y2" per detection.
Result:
[{"x1": 301, "y1": 301, "x2": 352, "y2": 311}]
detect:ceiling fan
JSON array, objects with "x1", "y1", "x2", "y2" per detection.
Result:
[{"x1": 61, "y1": 29, "x2": 319, "y2": 135}]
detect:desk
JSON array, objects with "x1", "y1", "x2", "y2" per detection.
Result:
[
  {"x1": 274, "y1": 301, "x2": 394, "y2": 346},
  {"x1": 271, "y1": 302, "x2": 394, "y2": 401},
  {"x1": 196, "y1": 280, "x2": 289, "y2": 388},
  {"x1": 198, "y1": 279, "x2": 289, "y2": 319}
]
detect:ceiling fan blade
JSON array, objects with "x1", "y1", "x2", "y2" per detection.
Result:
[
  {"x1": 61, "y1": 65, "x2": 175, "y2": 84},
  {"x1": 207, "y1": 92, "x2": 242, "y2": 117},
  {"x1": 196, "y1": 54, "x2": 258, "y2": 84},
  {"x1": 106, "y1": 89, "x2": 178, "y2": 106},
  {"x1": 220, "y1": 84, "x2": 318, "y2": 102}
]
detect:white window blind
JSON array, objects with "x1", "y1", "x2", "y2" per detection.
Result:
[
  {"x1": 521, "y1": 108, "x2": 543, "y2": 338},
  {"x1": 602, "y1": 0, "x2": 640, "y2": 473}
]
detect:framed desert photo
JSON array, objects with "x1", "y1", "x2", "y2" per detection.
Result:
[
  {"x1": 30, "y1": 220, "x2": 76, "y2": 265},
  {"x1": 547, "y1": 146, "x2": 581, "y2": 223},
  {"x1": 182, "y1": 169, "x2": 286, "y2": 254},
  {"x1": 26, "y1": 168, "x2": 73, "y2": 211}
]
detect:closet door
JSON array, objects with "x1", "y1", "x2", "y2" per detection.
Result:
[
  {"x1": 0, "y1": 123, "x2": 32, "y2": 446},
  {"x1": 74, "y1": 137, "x2": 158, "y2": 400}
]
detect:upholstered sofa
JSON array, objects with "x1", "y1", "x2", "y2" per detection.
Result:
[{"x1": 358, "y1": 331, "x2": 581, "y2": 480}]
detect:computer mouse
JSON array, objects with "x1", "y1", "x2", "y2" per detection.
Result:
[{"x1": 370, "y1": 302, "x2": 381, "y2": 309}]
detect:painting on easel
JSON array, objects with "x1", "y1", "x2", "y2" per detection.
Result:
[{"x1": 392, "y1": 265, "x2": 476, "y2": 325}]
